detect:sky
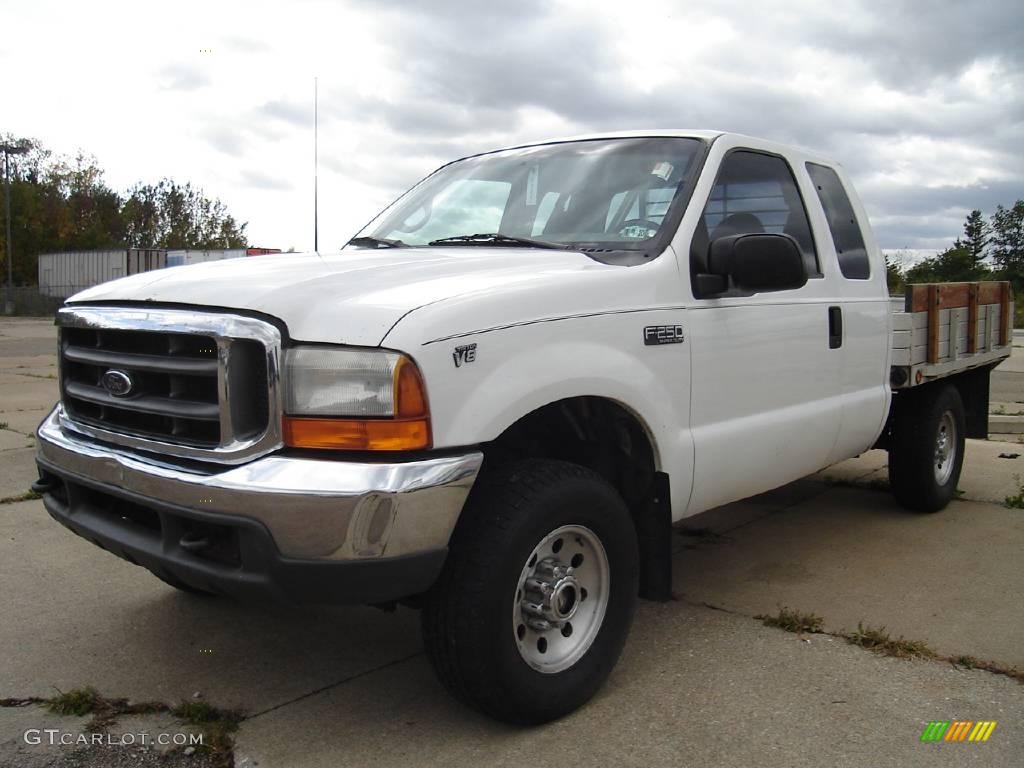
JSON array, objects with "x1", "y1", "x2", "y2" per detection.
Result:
[{"x1": 3, "y1": 0, "x2": 1022, "y2": 254}]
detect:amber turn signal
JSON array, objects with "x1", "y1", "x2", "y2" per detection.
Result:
[{"x1": 283, "y1": 416, "x2": 431, "y2": 451}]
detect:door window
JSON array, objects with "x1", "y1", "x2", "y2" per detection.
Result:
[{"x1": 691, "y1": 151, "x2": 819, "y2": 282}]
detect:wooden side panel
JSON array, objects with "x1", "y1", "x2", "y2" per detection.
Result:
[
  {"x1": 979, "y1": 282, "x2": 1004, "y2": 305},
  {"x1": 1000, "y1": 282, "x2": 1012, "y2": 346},
  {"x1": 927, "y1": 284, "x2": 940, "y2": 364},
  {"x1": 967, "y1": 283, "x2": 979, "y2": 353},
  {"x1": 906, "y1": 281, "x2": 1010, "y2": 312}
]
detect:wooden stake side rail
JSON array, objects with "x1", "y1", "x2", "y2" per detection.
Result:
[{"x1": 892, "y1": 281, "x2": 1013, "y2": 389}]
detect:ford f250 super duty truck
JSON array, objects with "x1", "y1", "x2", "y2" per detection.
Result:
[{"x1": 33, "y1": 131, "x2": 1013, "y2": 724}]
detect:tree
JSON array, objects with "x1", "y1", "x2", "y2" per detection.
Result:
[
  {"x1": 885, "y1": 254, "x2": 904, "y2": 294},
  {"x1": 904, "y1": 247, "x2": 991, "y2": 285},
  {"x1": 122, "y1": 179, "x2": 247, "y2": 249},
  {"x1": 990, "y1": 200, "x2": 1024, "y2": 292},
  {"x1": 1, "y1": 135, "x2": 250, "y2": 286},
  {"x1": 954, "y1": 209, "x2": 988, "y2": 268}
]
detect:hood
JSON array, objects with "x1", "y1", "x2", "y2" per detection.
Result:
[{"x1": 68, "y1": 248, "x2": 618, "y2": 346}]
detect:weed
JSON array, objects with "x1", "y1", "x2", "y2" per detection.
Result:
[
  {"x1": 0, "y1": 421, "x2": 7, "y2": 430},
  {"x1": 0, "y1": 490, "x2": 41, "y2": 505},
  {"x1": 1005, "y1": 475, "x2": 1024, "y2": 509},
  {"x1": 38, "y1": 688, "x2": 241, "y2": 766},
  {"x1": 846, "y1": 622, "x2": 937, "y2": 659},
  {"x1": 953, "y1": 655, "x2": 978, "y2": 669},
  {"x1": 47, "y1": 687, "x2": 100, "y2": 716},
  {"x1": 173, "y1": 699, "x2": 242, "y2": 758},
  {"x1": 756, "y1": 606, "x2": 824, "y2": 634},
  {"x1": 17, "y1": 372, "x2": 57, "y2": 380},
  {"x1": 172, "y1": 700, "x2": 220, "y2": 724}
]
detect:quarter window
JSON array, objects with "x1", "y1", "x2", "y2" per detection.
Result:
[{"x1": 806, "y1": 163, "x2": 870, "y2": 279}]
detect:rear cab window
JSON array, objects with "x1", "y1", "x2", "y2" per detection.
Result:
[{"x1": 806, "y1": 163, "x2": 870, "y2": 280}]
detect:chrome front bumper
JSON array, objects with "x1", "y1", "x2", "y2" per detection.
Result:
[{"x1": 36, "y1": 407, "x2": 482, "y2": 584}]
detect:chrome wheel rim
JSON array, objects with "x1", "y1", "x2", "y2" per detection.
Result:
[
  {"x1": 934, "y1": 411, "x2": 957, "y2": 486},
  {"x1": 512, "y1": 524, "x2": 610, "y2": 674}
]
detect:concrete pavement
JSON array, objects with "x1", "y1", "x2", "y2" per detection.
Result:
[{"x1": 1, "y1": 317, "x2": 1021, "y2": 767}]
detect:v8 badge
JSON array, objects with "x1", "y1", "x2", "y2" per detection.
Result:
[{"x1": 453, "y1": 343, "x2": 477, "y2": 368}]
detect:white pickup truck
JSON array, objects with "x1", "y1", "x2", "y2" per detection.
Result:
[{"x1": 34, "y1": 131, "x2": 1013, "y2": 724}]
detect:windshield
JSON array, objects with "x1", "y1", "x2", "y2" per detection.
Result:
[{"x1": 353, "y1": 137, "x2": 704, "y2": 254}]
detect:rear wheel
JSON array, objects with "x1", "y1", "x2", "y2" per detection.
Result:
[
  {"x1": 889, "y1": 384, "x2": 965, "y2": 512},
  {"x1": 422, "y1": 459, "x2": 638, "y2": 724}
]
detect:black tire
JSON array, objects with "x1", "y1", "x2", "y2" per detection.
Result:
[
  {"x1": 889, "y1": 384, "x2": 965, "y2": 513},
  {"x1": 422, "y1": 459, "x2": 638, "y2": 724},
  {"x1": 151, "y1": 571, "x2": 217, "y2": 597}
]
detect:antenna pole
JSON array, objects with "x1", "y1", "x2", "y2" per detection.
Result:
[{"x1": 314, "y1": 76, "x2": 319, "y2": 252}]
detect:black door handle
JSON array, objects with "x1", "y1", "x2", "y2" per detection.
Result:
[{"x1": 828, "y1": 306, "x2": 843, "y2": 349}]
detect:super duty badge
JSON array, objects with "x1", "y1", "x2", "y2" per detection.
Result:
[{"x1": 644, "y1": 325, "x2": 684, "y2": 345}]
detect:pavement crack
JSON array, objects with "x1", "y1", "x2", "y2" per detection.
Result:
[{"x1": 245, "y1": 652, "x2": 423, "y2": 722}]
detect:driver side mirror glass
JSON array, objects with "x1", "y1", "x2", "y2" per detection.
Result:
[{"x1": 697, "y1": 233, "x2": 808, "y2": 296}]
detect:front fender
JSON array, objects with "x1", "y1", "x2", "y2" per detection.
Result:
[{"x1": 405, "y1": 310, "x2": 694, "y2": 518}]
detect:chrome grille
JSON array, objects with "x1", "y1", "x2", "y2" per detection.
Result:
[
  {"x1": 62, "y1": 327, "x2": 223, "y2": 446},
  {"x1": 56, "y1": 307, "x2": 282, "y2": 464}
]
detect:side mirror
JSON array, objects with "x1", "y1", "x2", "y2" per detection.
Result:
[{"x1": 697, "y1": 233, "x2": 808, "y2": 295}]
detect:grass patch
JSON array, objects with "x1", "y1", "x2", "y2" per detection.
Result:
[
  {"x1": 747, "y1": 608, "x2": 1022, "y2": 685},
  {"x1": 1005, "y1": 476, "x2": 1024, "y2": 509},
  {"x1": 846, "y1": 622, "x2": 937, "y2": 659},
  {"x1": 0, "y1": 421, "x2": 7, "y2": 430},
  {"x1": 756, "y1": 606, "x2": 824, "y2": 634},
  {"x1": 948, "y1": 655, "x2": 1024, "y2": 682},
  {"x1": 0, "y1": 490, "x2": 41, "y2": 505},
  {"x1": 173, "y1": 699, "x2": 243, "y2": 759},
  {"x1": 47, "y1": 687, "x2": 101, "y2": 716},
  {"x1": 17, "y1": 372, "x2": 57, "y2": 380},
  {"x1": 35, "y1": 687, "x2": 242, "y2": 766}
]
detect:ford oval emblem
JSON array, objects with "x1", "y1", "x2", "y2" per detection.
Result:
[{"x1": 101, "y1": 369, "x2": 134, "y2": 397}]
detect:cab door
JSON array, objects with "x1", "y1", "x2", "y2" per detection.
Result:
[{"x1": 683, "y1": 146, "x2": 845, "y2": 514}]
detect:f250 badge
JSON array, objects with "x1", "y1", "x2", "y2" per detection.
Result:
[
  {"x1": 644, "y1": 325, "x2": 685, "y2": 345},
  {"x1": 453, "y1": 343, "x2": 477, "y2": 367}
]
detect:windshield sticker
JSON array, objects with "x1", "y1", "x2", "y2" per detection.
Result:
[
  {"x1": 652, "y1": 161, "x2": 674, "y2": 181},
  {"x1": 526, "y1": 166, "x2": 539, "y2": 206},
  {"x1": 620, "y1": 224, "x2": 656, "y2": 239}
]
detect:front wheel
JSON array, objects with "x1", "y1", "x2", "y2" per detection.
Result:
[
  {"x1": 421, "y1": 459, "x2": 638, "y2": 724},
  {"x1": 889, "y1": 384, "x2": 966, "y2": 513}
]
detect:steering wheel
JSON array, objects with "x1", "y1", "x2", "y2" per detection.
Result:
[{"x1": 617, "y1": 218, "x2": 661, "y2": 238}]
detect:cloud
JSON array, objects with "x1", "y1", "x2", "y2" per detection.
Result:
[
  {"x1": 258, "y1": 99, "x2": 311, "y2": 126},
  {"x1": 335, "y1": 0, "x2": 1024, "y2": 249},
  {"x1": 203, "y1": 127, "x2": 246, "y2": 158},
  {"x1": 10, "y1": 0, "x2": 1021, "y2": 251},
  {"x1": 239, "y1": 169, "x2": 293, "y2": 191},
  {"x1": 158, "y1": 64, "x2": 210, "y2": 92},
  {"x1": 222, "y1": 35, "x2": 273, "y2": 54}
]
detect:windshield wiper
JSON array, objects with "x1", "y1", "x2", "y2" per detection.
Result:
[
  {"x1": 347, "y1": 236, "x2": 406, "y2": 248},
  {"x1": 428, "y1": 233, "x2": 570, "y2": 250}
]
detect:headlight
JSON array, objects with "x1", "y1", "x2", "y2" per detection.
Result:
[{"x1": 282, "y1": 346, "x2": 430, "y2": 450}]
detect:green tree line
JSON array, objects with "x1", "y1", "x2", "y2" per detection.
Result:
[
  {"x1": 887, "y1": 202, "x2": 1024, "y2": 295},
  {"x1": 0, "y1": 136, "x2": 248, "y2": 286}
]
